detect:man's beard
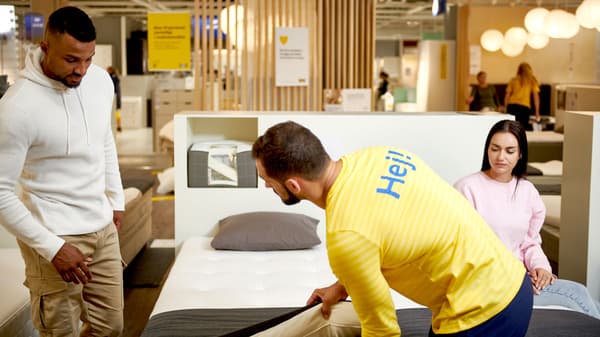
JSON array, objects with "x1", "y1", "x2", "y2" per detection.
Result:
[
  {"x1": 282, "y1": 185, "x2": 301, "y2": 205},
  {"x1": 61, "y1": 74, "x2": 82, "y2": 88}
]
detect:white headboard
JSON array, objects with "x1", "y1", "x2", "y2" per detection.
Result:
[{"x1": 173, "y1": 112, "x2": 510, "y2": 247}]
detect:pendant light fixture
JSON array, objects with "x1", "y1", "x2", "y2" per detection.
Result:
[{"x1": 480, "y1": 29, "x2": 504, "y2": 52}]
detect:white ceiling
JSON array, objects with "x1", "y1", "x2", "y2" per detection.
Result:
[{"x1": 0, "y1": 0, "x2": 585, "y2": 40}]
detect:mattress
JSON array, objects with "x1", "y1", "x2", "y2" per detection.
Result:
[
  {"x1": 542, "y1": 195, "x2": 561, "y2": 228},
  {"x1": 120, "y1": 186, "x2": 153, "y2": 266},
  {"x1": 143, "y1": 238, "x2": 600, "y2": 337},
  {"x1": 151, "y1": 236, "x2": 421, "y2": 317},
  {"x1": 121, "y1": 169, "x2": 156, "y2": 194},
  {"x1": 526, "y1": 131, "x2": 564, "y2": 143},
  {"x1": 540, "y1": 195, "x2": 561, "y2": 263},
  {"x1": 0, "y1": 248, "x2": 37, "y2": 337},
  {"x1": 529, "y1": 160, "x2": 563, "y2": 176},
  {"x1": 142, "y1": 307, "x2": 600, "y2": 337},
  {"x1": 527, "y1": 131, "x2": 564, "y2": 163},
  {"x1": 528, "y1": 174, "x2": 562, "y2": 196}
]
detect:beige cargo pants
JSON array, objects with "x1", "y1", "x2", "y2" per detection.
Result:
[{"x1": 18, "y1": 224, "x2": 124, "y2": 337}]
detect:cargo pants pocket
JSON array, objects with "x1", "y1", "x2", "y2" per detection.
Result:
[{"x1": 27, "y1": 278, "x2": 82, "y2": 337}]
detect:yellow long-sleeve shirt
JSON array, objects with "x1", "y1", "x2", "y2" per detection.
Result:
[
  {"x1": 325, "y1": 147, "x2": 525, "y2": 336},
  {"x1": 506, "y1": 77, "x2": 539, "y2": 108}
]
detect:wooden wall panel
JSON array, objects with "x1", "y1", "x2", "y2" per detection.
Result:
[
  {"x1": 192, "y1": 0, "x2": 374, "y2": 111},
  {"x1": 322, "y1": 0, "x2": 374, "y2": 90},
  {"x1": 456, "y1": 5, "x2": 470, "y2": 112}
]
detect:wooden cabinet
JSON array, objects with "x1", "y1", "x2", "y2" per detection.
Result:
[{"x1": 153, "y1": 89, "x2": 195, "y2": 151}]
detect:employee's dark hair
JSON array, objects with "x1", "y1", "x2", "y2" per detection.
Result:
[
  {"x1": 46, "y1": 6, "x2": 96, "y2": 42},
  {"x1": 481, "y1": 119, "x2": 528, "y2": 179},
  {"x1": 252, "y1": 121, "x2": 330, "y2": 182}
]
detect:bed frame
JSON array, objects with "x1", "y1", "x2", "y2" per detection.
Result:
[
  {"x1": 141, "y1": 237, "x2": 600, "y2": 337},
  {"x1": 141, "y1": 307, "x2": 600, "y2": 337}
]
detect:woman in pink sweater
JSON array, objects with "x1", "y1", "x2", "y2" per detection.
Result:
[{"x1": 454, "y1": 119, "x2": 600, "y2": 319}]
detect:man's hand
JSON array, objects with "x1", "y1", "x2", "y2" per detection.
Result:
[
  {"x1": 529, "y1": 268, "x2": 556, "y2": 295},
  {"x1": 113, "y1": 210, "x2": 124, "y2": 231},
  {"x1": 51, "y1": 242, "x2": 93, "y2": 285},
  {"x1": 306, "y1": 281, "x2": 348, "y2": 319}
]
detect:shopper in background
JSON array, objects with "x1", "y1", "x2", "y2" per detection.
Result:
[
  {"x1": 376, "y1": 70, "x2": 389, "y2": 100},
  {"x1": 107, "y1": 66, "x2": 122, "y2": 132},
  {"x1": 454, "y1": 119, "x2": 600, "y2": 319},
  {"x1": 504, "y1": 62, "x2": 540, "y2": 130},
  {"x1": 252, "y1": 120, "x2": 533, "y2": 337},
  {"x1": 0, "y1": 6, "x2": 125, "y2": 336},
  {"x1": 467, "y1": 71, "x2": 500, "y2": 112}
]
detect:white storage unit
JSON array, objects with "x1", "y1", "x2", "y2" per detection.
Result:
[
  {"x1": 559, "y1": 111, "x2": 600, "y2": 301},
  {"x1": 153, "y1": 89, "x2": 195, "y2": 151},
  {"x1": 120, "y1": 95, "x2": 145, "y2": 129}
]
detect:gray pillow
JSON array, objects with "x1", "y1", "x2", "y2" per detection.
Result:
[{"x1": 211, "y1": 211, "x2": 321, "y2": 251}]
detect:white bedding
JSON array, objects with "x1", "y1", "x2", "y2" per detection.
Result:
[
  {"x1": 526, "y1": 131, "x2": 564, "y2": 143},
  {"x1": 540, "y1": 195, "x2": 561, "y2": 266},
  {"x1": 529, "y1": 160, "x2": 563, "y2": 176},
  {"x1": 542, "y1": 195, "x2": 561, "y2": 228},
  {"x1": 150, "y1": 236, "x2": 422, "y2": 317}
]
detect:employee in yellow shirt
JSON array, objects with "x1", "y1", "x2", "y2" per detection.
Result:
[
  {"x1": 505, "y1": 62, "x2": 540, "y2": 130},
  {"x1": 251, "y1": 121, "x2": 533, "y2": 337}
]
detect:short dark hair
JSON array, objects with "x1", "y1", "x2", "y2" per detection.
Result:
[
  {"x1": 46, "y1": 6, "x2": 96, "y2": 42},
  {"x1": 252, "y1": 121, "x2": 330, "y2": 182},
  {"x1": 481, "y1": 119, "x2": 528, "y2": 179}
]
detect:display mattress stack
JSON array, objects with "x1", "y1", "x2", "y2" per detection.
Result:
[{"x1": 0, "y1": 248, "x2": 37, "y2": 337}]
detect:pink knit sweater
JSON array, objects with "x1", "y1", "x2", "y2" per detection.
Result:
[{"x1": 454, "y1": 171, "x2": 551, "y2": 273}]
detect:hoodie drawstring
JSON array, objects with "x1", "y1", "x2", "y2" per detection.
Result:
[
  {"x1": 75, "y1": 88, "x2": 91, "y2": 146},
  {"x1": 61, "y1": 89, "x2": 91, "y2": 155},
  {"x1": 61, "y1": 93, "x2": 71, "y2": 155}
]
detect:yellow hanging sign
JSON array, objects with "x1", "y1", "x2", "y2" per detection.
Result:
[
  {"x1": 148, "y1": 12, "x2": 191, "y2": 71},
  {"x1": 440, "y1": 43, "x2": 447, "y2": 80}
]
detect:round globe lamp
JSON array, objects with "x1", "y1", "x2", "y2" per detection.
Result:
[
  {"x1": 543, "y1": 9, "x2": 570, "y2": 38},
  {"x1": 480, "y1": 29, "x2": 504, "y2": 52},
  {"x1": 504, "y1": 27, "x2": 528, "y2": 48},
  {"x1": 501, "y1": 40, "x2": 524, "y2": 57},
  {"x1": 218, "y1": 5, "x2": 255, "y2": 49},
  {"x1": 562, "y1": 12, "x2": 580, "y2": 39},
  {"x1": 527, "y1": 32, "x2": 549, "y2": 49},
  {"x1": 525, "y1": 7, "x2": 549, "y2": 34},
  {"x1": 576, "y1": 0, "x2": 600, "y2": 29}
]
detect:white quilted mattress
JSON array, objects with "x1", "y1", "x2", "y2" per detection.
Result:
[
  {"x1": 541, "y1": 195, "x2": 561, "y2": 228},
  {"x1": 150, "y1": 236, "x2": 421, "y2": 317}
]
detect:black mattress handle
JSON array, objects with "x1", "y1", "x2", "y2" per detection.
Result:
[{"x1": 218, "y1": 301, "x2": 324, "y2": 337}]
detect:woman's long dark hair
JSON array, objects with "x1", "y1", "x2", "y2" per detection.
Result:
[{"x1": 480, "y1": 119, "x2": 528, "y2": 179}]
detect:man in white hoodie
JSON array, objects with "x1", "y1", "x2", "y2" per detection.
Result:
[{"x1": 0, "y1": 7, "x2": 125, "y2": 337}]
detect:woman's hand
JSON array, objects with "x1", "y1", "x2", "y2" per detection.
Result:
[
  {"x1": 306, "y1": 281, "x2": 348, "y2": 319},
  {"x1": 529, "y1": 268, "x2": 556, "y2": 295}
]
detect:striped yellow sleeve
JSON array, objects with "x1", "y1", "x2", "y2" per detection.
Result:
[{"x1": 328, "y1": 230, "x2": 400, "y2": 337}]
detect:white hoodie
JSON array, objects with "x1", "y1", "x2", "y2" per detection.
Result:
[{"x1": 0, "y1": 47, "x2": 124, "y2": 261}]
